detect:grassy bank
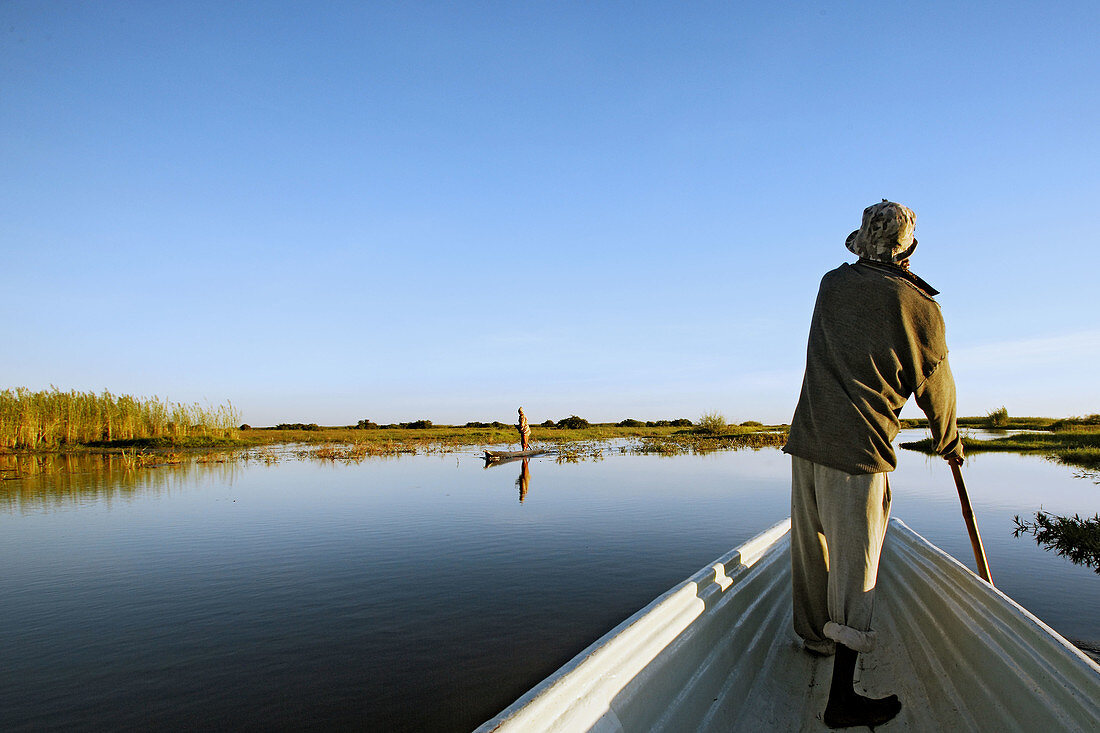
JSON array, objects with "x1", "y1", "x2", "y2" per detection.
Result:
[
  {"x1": 7, "y1": 388, "x2": 1098, "y2": 474},
  {"x1": 236, "y1": 421, "x2": 786, "y2": 448},
  {"x1": 2, "y1": 417, "x2": 789, "y2": 461},
  {"x1": 900, "y1": 424, "x2": 1100, "y2": 470}
]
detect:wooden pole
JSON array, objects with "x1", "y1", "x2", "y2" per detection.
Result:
[{"x1": 949, "y1": 461, "x2": 994, "y2": 585}]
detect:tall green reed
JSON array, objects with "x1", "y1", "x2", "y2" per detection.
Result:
[{"x1": 0, "y1": 387, "x2": 240, "y2": 449}]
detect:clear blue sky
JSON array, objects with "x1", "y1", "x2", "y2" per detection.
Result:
[{"x1": 3, "y1": 2, "x2": 1098, "y2": 426}]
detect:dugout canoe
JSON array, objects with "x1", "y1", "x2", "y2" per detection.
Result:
[
  {"x1": 484, "y1": 449, "x2": 548, "y2": 461},
  {"x1": 476, "y1": 518, "x2": 1100, "y2": 732}
]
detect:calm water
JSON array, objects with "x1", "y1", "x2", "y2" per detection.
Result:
[{"x1": 1, "y1": 433, "x2": 1097, "y2": 731}]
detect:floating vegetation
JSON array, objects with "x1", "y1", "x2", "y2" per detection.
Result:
[
  {"x1": 631, "y1": 430, "x2": 788, "y2": 457},
  {"x1": 117, "y1": 449, "x2": 172, "y2": 471},
  {"x1": 1013, "y1": 511, "x2": 1100, "y2": 575},
  {"x1": 293, "y1": 441, "x2": 467, "y2": 463},
  {"x1": 554, "y1": 442, "x2": 607, "y2": 464},
  {"x1": 0, "y1": 387, "x2": 240, "y2": 449}
]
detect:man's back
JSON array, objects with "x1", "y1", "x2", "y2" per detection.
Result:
[{"x1": 783, "y1": 260, "x2": 960, "y2": 474}]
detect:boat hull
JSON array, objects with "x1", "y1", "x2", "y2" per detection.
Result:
[
  {"x1": 484, "y1": 449, "x2": 548, "y2": 461},
  {"x1": 476, "y1": 518, "x2": 1100, "y2": 732}
]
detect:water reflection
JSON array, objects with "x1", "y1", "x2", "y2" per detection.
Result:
[
  {"x1": 517, "y1": 458, "x2": 530, "y2": 502},
  {"x1": 1014, "y1": 510, "x2": 1100, "y2": 574},
  {"x1": 0, "y1": 452, "x2": 244, "y2": 513},
  {"x1": 483, "y1": 454, "x2": 534, "y2": 502},
  {"x1": 2, "y1": 441, "x2": 1098, "y2": 732}
]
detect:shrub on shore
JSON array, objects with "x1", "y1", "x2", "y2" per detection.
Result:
[
  {"x1": 557, "y1": 415, "x2": 590, "y2": 429},
  {"x1": 696, "y1": 411, "x2": 727, "y2": 435},
  {"x1": 987, "y1": 406, "x2": 1010, "y2": 428}
]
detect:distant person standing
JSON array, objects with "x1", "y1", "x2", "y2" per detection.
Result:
[
  {"x1": 783, "y1": 200, "x2": 964, "y2": 728},
  {"x1": 517, "y1": 407, "x2": 531, "y2": 451}
]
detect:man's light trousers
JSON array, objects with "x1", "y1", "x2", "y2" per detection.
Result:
[{"x1": 790, "y1": 455, "x2": 892, "y2": 654}]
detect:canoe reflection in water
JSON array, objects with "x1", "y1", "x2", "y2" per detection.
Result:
[{"x1": 482, "y1": 453, "x2": 535, "y2": 503}]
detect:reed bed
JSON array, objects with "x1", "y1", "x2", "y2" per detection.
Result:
[{"x1": 0, "y1": 387, "x2": 240, "y2": 450}]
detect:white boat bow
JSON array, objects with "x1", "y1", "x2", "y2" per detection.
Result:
[{"x1": 476, "y1": 518, "x2": 1100, "y2": 732}]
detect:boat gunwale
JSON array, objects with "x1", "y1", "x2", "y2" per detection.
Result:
[
  {"x1": 474, "y1": 518, "x2": 793, "y2": 732},
  {"x1": 476, "y1": 517, "x2": 1100, "y2": 732}
]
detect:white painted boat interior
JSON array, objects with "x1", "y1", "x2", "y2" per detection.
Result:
[{"x1": 476, "y1": 518, "x2": 1100, "y2": 732}]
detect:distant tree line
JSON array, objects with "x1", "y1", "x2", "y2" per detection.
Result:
[
  {"x1": 616, "y1": 418, "x2": 694, "y2": 428},
  {"x1": 342, "y1": 415, "x2": 700, "y2": 430},
  {"x1": 266, "y1": 415, "x2": 714, "y2": 431},
  {"x1": 351, "y1": 419, "x2": 432, "y2": 429}
]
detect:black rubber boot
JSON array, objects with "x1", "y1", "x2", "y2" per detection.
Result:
[{"x1": 823, "y1": 644, "x2": 901, "y2": 728}]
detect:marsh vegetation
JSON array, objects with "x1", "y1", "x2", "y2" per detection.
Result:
[
  {"x1": 1, "y1": 388, "x2": 240, "y2": 450},
  {"x1": 900, "y1": 419, "x2": 1100, "y2": 470}
]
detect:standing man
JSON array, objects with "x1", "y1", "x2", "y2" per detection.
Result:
[
  {"x1": 517, "y1": 407, "x2": 531, "y2": 451},
  {"x1": 783, "y1": 200, "x2": 964, "y2": 728}
]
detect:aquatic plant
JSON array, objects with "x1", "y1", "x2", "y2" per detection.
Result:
[
  {"x1": 0, "y1": 387, "x2": 240, "y2": 450},
  {"x1": 1013, "y1": 511, "x2": 1100, "y2": 575},
  {"x1": 633, "y1": 429, "x2": 787, "y2": 457}
]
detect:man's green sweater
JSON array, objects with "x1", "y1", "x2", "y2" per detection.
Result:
[{"x1": 783, "y1": 260, "x2": 963, "y2": 475}]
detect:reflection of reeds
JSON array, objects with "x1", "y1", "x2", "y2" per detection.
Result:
[
  {"x1": 0, "y1": 452, "x2": 243, "y2": 513},
  {"x1": 0, "y1": 387, "x2": 240, "y2": 449}
]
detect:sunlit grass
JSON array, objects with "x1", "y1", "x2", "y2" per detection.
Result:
[
  {"x1": 900, "y1": 425, "x2": 1100, "y2": 470},
  {"x1": 1, "y1": 387, "x2": 240, "y2": 450}
]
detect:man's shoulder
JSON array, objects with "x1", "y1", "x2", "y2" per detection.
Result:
[
  {"x1": 821, "y1": 261, "x2": 939, "y2": 305},
  {"x1": 851, "y1": 260, "x2": 940, "y2": 302}
]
